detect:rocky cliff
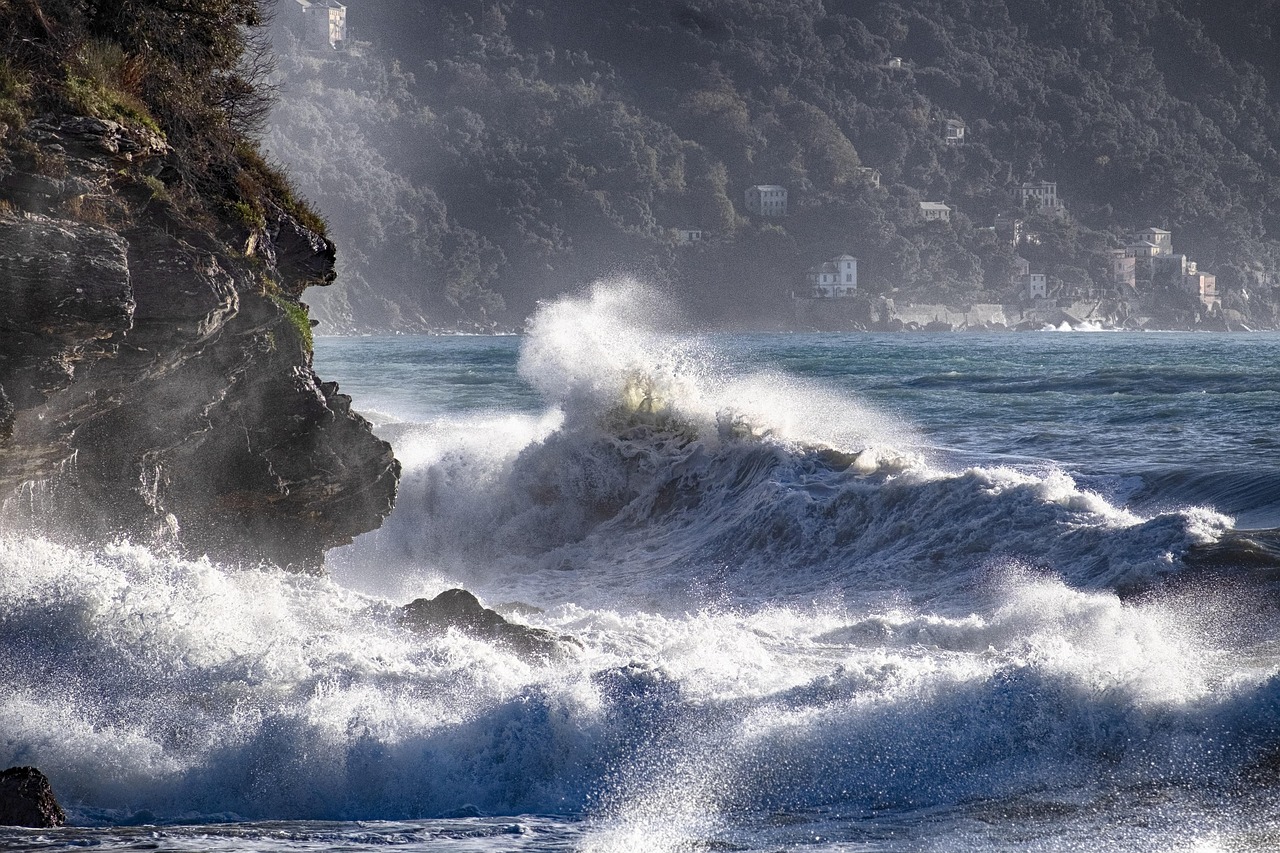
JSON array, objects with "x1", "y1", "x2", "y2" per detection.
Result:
[{"x1": 0, "y1": 112, "x2": 399, "y2": 569}]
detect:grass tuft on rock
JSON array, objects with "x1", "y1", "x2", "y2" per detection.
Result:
[
  {"x1": 269, "y1": 292, "x2": 314, "y2": 354},
  {"x1": 0, "y1": 58, "x2": 31, "y2": 130},
  {"x1": 64, "y1": 39, "x2": 161, "y2": 134},
  {"x1": 235, "y1": 143, "x2": 328, "y2": 239}
]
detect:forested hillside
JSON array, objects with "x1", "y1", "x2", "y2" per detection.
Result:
[{"x1": 266, "y1": 0, "x2": 1280, "y2": 330}]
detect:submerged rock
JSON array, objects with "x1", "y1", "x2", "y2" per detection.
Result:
[
  {"x1": 0, "y1": 767, "x2": 66, "y2": 828},
  {"x1": 402, "y1": 589, "x2": 573, "y2": 660}
]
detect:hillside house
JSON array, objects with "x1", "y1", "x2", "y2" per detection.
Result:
[
  {"x1": 885, "y1": 56, "x2": 905, "y2": 70},
  {"x1": 1017, "y1": 181, "x2": 1063, "y2": 216},
  {"x1": 1022, "y1": 272, "x2": 1048, "y2": 300},
  {"x1": 1185, "y1": 272, "x2": 1220, "y2": 310},
  {"x1": 1126, "y1": 240, "x2": 1161, "y2": 260},
  {"x1": 1153, "y1": 253, "x2": 1192, "y2": 285},
  {"x1": 745, "y1": 185, "x2": 788, "y2": 216},
  {"x1": 292, "y1": 0, "x2": 346, "y2": 49},
  {"x1": 1110, "y1": 249, "x2": 1136, "y2": 289},
  {"x1": 995, "y1": 214, "x2": 1024, "y2": 246},
  {"x1": 944, "y1": 119, "x2": 966, "y2": 145},
  {"x1": 806, "y1": 255, "x2": 858, "y2": 297},
  {"x1": 674, "y1": 229, "x2": 704, "y2": 245},
  {"x1": 1138, "y1": 227, "x2": 1173, "y2": 256},
  {"x1": 857, "y1": 167, "x2": 881, "y2": 188},
  {"x1": 920, "y1": 201, "x2": 952, "y2": 222}
]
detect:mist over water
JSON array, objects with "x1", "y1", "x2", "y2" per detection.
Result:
[{"x1": 6, "y1": 282, "x2": 1280, "y2": 850}]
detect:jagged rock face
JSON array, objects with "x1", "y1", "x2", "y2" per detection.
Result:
[
  {"x1": 0, "y1": 767, "x2": 66, "y2": 828},
  {"x1": 0, "y1": 115, "x2": 399, "y2": 570}
]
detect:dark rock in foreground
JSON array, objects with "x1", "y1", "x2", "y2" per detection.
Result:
[
  {"x1": 402, "y1": 589, "x2": 574, "y2": 661},
  {"x1": 0, "y1": 767, "x2": 66, "y2": 828},
  {"x1": 0, "y1": 115, "x2": 399, "y2": 570}
]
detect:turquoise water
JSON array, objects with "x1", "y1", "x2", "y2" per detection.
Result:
[{"x1": 5, "y1": 287, "x2": 1280, "y2": 852}]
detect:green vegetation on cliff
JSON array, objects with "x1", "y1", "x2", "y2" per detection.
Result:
[
  {"x1": 269, "y1": 0, "x2": 1280, "y2": 330},
  {"x1": 0, "y1": 0, "x2": 324, "y2": 243}
]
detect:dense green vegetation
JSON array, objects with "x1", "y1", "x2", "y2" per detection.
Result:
[
  {"x1": 266, "y1": 0, "x2": 1278, "y2": 328},
  {"x1": 0, "y1": 0, "x2": 324, "y2": 244}
]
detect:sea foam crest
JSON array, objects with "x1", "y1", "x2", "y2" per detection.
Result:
[
  {"x1": 342, "y1": 281, "x2": 1229, "y2": 610},
  {"x1": 518, "y1": 280, "x2": 919, "y2": 454}
]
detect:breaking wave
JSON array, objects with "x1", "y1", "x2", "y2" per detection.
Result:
[
  {"x1": 349, "y1": 281, "x2": 1230, "y2": 610},
  {"x1": 4, "y1": 281, "x2": 1278, "y2": 852}
]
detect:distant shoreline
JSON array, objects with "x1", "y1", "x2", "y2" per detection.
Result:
[{"x1": 314, "y1": 326, "x2": 1280, "y2": 339}]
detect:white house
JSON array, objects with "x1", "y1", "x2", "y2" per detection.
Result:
[
  {"x1": 1022, "y1": 272, "x2": 1048, "y2": 299},
  {"x1": 1137, "y1": 227, "x2": 1173, "y2": 256},
  {"x1": 674, "y1": 229, "x2": 704, "y2": 245},
  {"x1": 293, "y1": 0, "x2": 346, "y2": 49},
  {"x1": 806, "y1": 254, "x2": 858, "y2": 297},
  {"x1": 920, "y1": 201, "x2": 952, "y2": 222},
  {"x1": 744, "y1": 185, "x2": 788, "y2": 216},
  {"x1": 944, "y1": 119, "x2": 966, "y2": 144},
  {"x1": 1017, "y1": 181, "x2": 1063, "y2": 215}
]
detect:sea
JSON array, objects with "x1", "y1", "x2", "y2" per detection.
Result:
[{"x1": 4, "y1": 281, "x2": 1280, "y2": 851}]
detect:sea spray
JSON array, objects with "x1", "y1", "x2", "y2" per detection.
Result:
[
  {"x1": 2, "y1": 530, "x2": 1279, "y2": 840},
  {"x1": 4, "y1": 298, "x2": 1280, "y2": 850},
  {"x1": 337, "y1": 282, "x2": 1230, "y2": 611}
]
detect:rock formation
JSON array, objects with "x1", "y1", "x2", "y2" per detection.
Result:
[
  {"x1": 402, "y1": 589, "x2": 573, "y2": 661},
  {"x1": 0, "y1": 767, "x2": 66, "y2": 828},
  {"x1": 0, "y1": 113, "x2": 399, "y2": 569}
]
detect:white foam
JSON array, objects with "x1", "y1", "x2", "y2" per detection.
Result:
[
  {"x1": 330, "y1": 281, "x2": 1232, "y2": 611},
  {"x1": 0, "y1": 527, "x2": 1275, "y2": 836},
  {"x1": 2, "y1": 283, "x2": 1266, "y2": 840}
]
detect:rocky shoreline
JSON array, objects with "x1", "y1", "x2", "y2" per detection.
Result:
[
  {"x1": 793, "y1": 295, "x2": 1259, "y2": 333},
  {"x1": 0, "y1": 113, "x2": 399, "y2": 569}
]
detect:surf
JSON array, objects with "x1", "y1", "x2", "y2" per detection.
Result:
[
  {"x1": 338, "y1": 281, "x2": 1233, "y2": 611},
  {"x1": 5, "y1": 283, "x2": 1280, "y2": 852}
]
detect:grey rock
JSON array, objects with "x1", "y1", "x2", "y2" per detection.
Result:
[
  {"x1": 0, "y1": 110, "x2": 399, "y2": 570},
  {"x1": 269, "y1": 208, "x2": 337, "y2": 294}
]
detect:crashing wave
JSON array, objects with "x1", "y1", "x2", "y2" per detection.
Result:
[{"x1": 336, "y1": 282, "x2": 1229, "y2": 612}]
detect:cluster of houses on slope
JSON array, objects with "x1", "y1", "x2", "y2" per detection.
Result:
[
  {"x1": 797, "y1": 174, "x2": 1066, "y2": 300},
  {"x1": 980, "y1": 181, "x2": 1218, "y2": 312},
  {"x1": 925, "y1": 181, "x2": 1065, "y2": 230},
  {"x1": 1112, "y1": 226, "x2": 1220, "y2": 310},
  {"x1": 673, "y1": 117, "x2": 1219, "y2": 317},
  {"x1": 798, "y1": 226, "x2": 1219, "y2": 314},
  {"x1": 1010, "y1": 224, "x2": 1219, "y2": 313},
  {"x1": 799, "y1": 205, "x2": 1218, "y2": 321},
  {"x1": 675, "y1": 118, "x2": 971, "y2": 242}
]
